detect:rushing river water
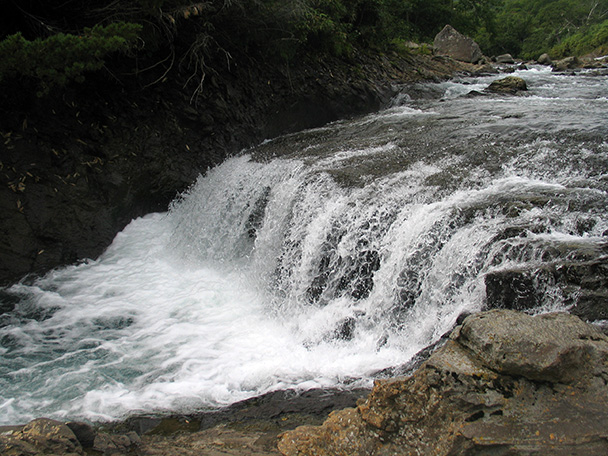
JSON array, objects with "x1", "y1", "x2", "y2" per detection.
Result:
[{"x1": 1, "y1": 66, "x2": 607, "y2": 425}]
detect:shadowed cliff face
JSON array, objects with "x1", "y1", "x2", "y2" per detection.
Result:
[
  {"x1": 278, "y1": 310, "x2": 608, "y2": 456},
  {"x1": 0, "y1": 51, "x2": 468, "y2": 286}
]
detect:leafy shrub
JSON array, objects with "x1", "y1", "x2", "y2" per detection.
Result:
[
  {"x1": 0, "y1": 22, "x2": 141, "y2": 95},
  {"x1": 485, "y1": 0, "x2": 608, "y2": 58},
  {"x1": 550, "y1": 19, "x2": 608, "y2": 58}
]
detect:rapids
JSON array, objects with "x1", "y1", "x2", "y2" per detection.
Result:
[{"x1": 1, "y1": 66, "x2": 607, "y2": 425}]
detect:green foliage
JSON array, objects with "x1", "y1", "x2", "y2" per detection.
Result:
[
  {"x1": 4, "y1": 0, "x2": 605, "y2": 101},
  {"x1": 550, "y1": 19, "x2": 608, "y2": 57},
  {"x1": 214, "y1": 0, "x2": 409, "y2": 59},
  {"x1": 282, "y1": 0, "x2": 460, "y2": 55},
  {"x1": 0, "y1": 22, "x2": 141, "y2": 95},
  {"x1": 484, "y1": 0, "x2": 608, "y2": 58},
  {"x1": 292, "y1": 0, "x2": 358, "y2": 56}
]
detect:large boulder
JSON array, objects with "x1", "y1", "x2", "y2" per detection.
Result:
[
  {"x1": 433, "y1": 25, "x2": 484, "y2": 63},
  {"x1": 278, "y1": 310, "x2": 608, "y2": 455},
  {"x1": 0, "y1": 418, "x2": 141, "y2": 456},
  {"x1": 486, "y1": 75, "x2": 527, "y2": 94}
]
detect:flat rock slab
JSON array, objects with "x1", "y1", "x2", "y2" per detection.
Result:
[
  {"x1": 140, "y1": 424, "x2": 281, "y2": 456},
  {"x1": 456, "y1": 310, "x2": 608, "y2": 382}
]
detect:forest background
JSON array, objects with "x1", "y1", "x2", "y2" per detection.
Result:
[{"x1": 1, "y1": 0, "x2": 607, "y2": 96}]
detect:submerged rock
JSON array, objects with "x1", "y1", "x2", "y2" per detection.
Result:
[
  {"x1": 433, "y1": 25, "x2": 484, "y2": 64},
  {"x1": 486, "y1": 75, "x2": 528, "y2": 94},
  {"x1": 278, "y1": 310, "x2": 608, "y2": 455}
]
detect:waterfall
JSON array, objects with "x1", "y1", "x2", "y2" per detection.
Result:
[{"x1": 1, "y1": 66, "x2": 607, "y2": 425}]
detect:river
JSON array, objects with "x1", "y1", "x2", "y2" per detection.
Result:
[{"x1": 1, "y1": 66, "x2": 607, "y2": 425}]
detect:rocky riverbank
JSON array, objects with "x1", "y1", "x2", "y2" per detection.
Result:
[
  {"x1": 279, "y1": 309, "x2": 608, "y2": 455},
  {"x1": 0, "y1": 388, "x2": 371, "y2": 455},
  {"x1": 3, "y1": 309, "x2": 607, "y2": 455}
]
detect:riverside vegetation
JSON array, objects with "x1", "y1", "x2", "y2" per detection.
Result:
[{"x1": 1, "y1": 0, "x2": 608, "y2": 96}]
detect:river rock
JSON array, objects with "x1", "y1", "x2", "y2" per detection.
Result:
[
  {"x1": 92, "y1": 430, "x2": 142, "y2": 454},
  {"x1": 0, "y1": 418, "x2": 144, "y2": 456},
  {"x1": 433, "y1": 25, "x2": 484, "y2": 63},
  {"x1": 538, "y1": 53, "x2": 552, "y2": 65},
  {"x1": 485, "y1": 267, "x2": 543, "y2": 310},
  {"x1": 66, "y1": 421, "x2": 97, "y2": 448},
  {"x1": 0, "y1": 418, "x2": 84, "y2": 455},
  {"x1": 486, "y1": 75, "x2": 527, "y2": 94},
  {"x1": 277, "y1": 310, "x2": 608, "y2": 455},
  {"x1": 495, "y1": 53, "x2": 515, "y2": 64},
  {"x1": 552, "y1": 56, "x2": 581, "y2": 71},
  {"x1": 470, "y1": 63, "x2": 499, "y2": 76}
]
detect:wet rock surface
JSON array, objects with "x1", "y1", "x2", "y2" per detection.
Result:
[
  {"x1": 0, "y1": 418, "x2": 85, "y2": 455},
  {"x1": 486, "y1": 75, "x2": 528, "y2": 94},
  {"x1": 552, "y1": 56, "x2": 582, "y2": 71},
  {"x1": 485, "y1": 256, "x2": 608, "y2": 328},
  {"x1": 495, "y1": 53, "x2": 515, "y2": 64},
  {"x1": 1, "y1": 389, "x2": 368, "y2": 455},
  {"x1": 278, "y1": 310, "x2": 608, "y2": 455}
]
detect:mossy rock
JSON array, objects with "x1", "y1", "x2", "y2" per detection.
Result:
[{"x1": 486, "y1": 76, "x2": 527, "y2": 94}]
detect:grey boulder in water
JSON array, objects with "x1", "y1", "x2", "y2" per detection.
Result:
[
  {"x1": 486, "y1": 76, "x2": 528, "y2": 94},
  {"x1": 552, "y1": 56, "x2": 582, "y2": 72},
  {"x1": 278, "y1": 309, "x2": 608, "y2": 455},
  {"x1": 537, "y1": 53, "x2": 553, "y2": 65}
]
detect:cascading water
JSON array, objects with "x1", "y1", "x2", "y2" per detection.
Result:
[{"x1": 1, "y1": 66, "x2": 607, "y2": 425}]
